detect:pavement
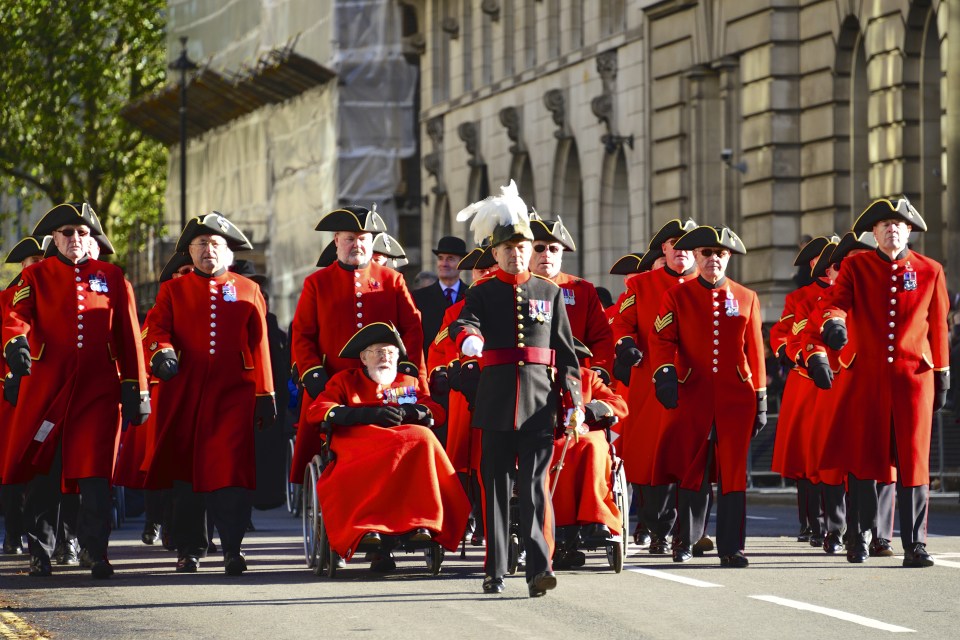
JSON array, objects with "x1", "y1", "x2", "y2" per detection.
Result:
[{"x1": 1, "y1": 494, "x2": 959, "y2": 639}]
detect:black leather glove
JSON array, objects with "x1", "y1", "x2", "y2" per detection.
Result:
[
  {"x1": 400, "y1": 403, "x2": 433, "y2": 426},
  {"x1": 934, "y1": 370, "x2": 950, "y2": 412},
  {"x1": 752, "y1": 392, "x2": 768, "y2": 438},
  {"x1": 613, "y1": 338, "x2": 643, "y2": 386},
  {"x1": 4, "y1": 336, "x2": 31, "y2": 376},
  {"x1": 653, "y1": 365, "x2": 678, "y2": 409},
  {"x1": 255, "y1": 395, "x2": 277, "y2": 430},
  {"x1": 806, "y1": 353, "x2": 834, "y2": 390},
  {"x1": 447, "y1": 360, "x2": 462, "y2": 392},
  {"x1": 429, "y1": 368, "x2": 449, "y2": 396},
  {"x1": 821, "y1": 319, "x2": 848, "y2": 351},
  {"x1": 460, "y1": 360, "x2": 481, "y2": 409},
  {"x1": 3, "y1": 374, "x2": 21, "y2": 406},
  {"x1": 302, "y1": 367, "x2": 329, "y2": 399},
  {"x1": 397, "y1": 361, "x2": 419, "y2": 378},
  {"x1": 328, "y1": 405, "x2": 405, "y2": 427},
  {"x1": 591, "y1": 367, "x2": 611, "y2": 387},
  {"x1": 583, "y1": 400, "x2": 611, "y2": 425},
  {"x1": 120, "y1": 381, "x2": 151, "y2": 426},
  {"x1": 151, "y1": 350, "x2": 179, "y2": 382},
  {"x1": 776, "y1": 344, "x2": 795, "y2": 371}
]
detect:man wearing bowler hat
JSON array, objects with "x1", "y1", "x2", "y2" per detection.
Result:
[{"x1": 413, "y1": 236, "x2": 469, "y2": 360}]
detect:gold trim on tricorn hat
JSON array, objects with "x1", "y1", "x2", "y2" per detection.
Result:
[
  {"x1": 852, "y1": 197, "x2": 927, "y2": 234},
  {"x1": 673, "y1": 225, "x2": 747, "y2": 254}
]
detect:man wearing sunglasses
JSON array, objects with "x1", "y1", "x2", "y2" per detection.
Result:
[
  {"x1": 141, "y1": 213, "x2": 275, "y2": 576},
  {"x1": 610, "y1": 219, "x2": 697, "y2": 555},
  {"x1": 2, "y1": 203, "x2": 149, "y2": 578},
  {"x1": 814, "y1": 198, "x2": 950, "y2": 568},
  {"x1": 648, "y1": 225, "x2": 765, "y2": 568},
  {"x1": 529, "y1": 216, "x2": 614, "y2": 387}
]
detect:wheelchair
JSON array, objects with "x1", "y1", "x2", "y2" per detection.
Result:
[
  {"x1": 550, "y1": 417, "x2": 628, "y2": 574},
  {"x1": 285, "y1": 434, "x2": 302, "y2": 517},
  {"x1": 301, "y1": 421, "x2": 446, "y2": 577}
]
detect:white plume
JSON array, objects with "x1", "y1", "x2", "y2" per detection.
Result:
[{"x1": 456, "y1": 179, "x2": 529, "y2": 245}]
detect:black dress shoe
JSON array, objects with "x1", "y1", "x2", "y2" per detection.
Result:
[
  {"x1": 672, "y1": 547, "x2": 692, "y2": 563},
  {"x1": 176, "y1": 556, "x2": 200, "y2": 573},
  {"x1": 407, "y1": 528, "x2": 432, "y2": 542},
  {"x1": 141, "y1": 523, "x2": 161, "y2": 545},
  {"x1": 369, "y1": 553, "x2": 396, "y2": 573},
  {"x1": 902, "y1": 543, "x2": 934, "y2": 568},
  {"x1": 809, "y1": 534, "x2": 825, "y2": 548},
  {"x1": 846, "y1": 532, "x2": 870, "y2": 564},
  {"x1": 797, "y1": 526, "x2": 813, "y2": 542},
  {"x1": 470, "y1": 533, "x2": 485, "y2": 547},
  {"x1": 869, "y1": 538, "x2": 894, "y2": 557},
  {"x1": 362, "y1": 531, "x2": 382, "y2": 545},
  {"x1": 58, "y1": 539, "x2": 80, "y2": 565},
  {"x1": 720, "y1": 552, "x2": 749, "y2": 568},
  {"x1": 224, "y1": 552, "x2": 248, "y2": 576},
  {"x1": 633, "y1": 524, "x2": 652, "y2": 548},
  {"x1": 3, "y1": 538, "x2": 24, "y2": 555},
  {"x1": 91, "y1": 559, "x2": 114, "y2": 579},
  {"x1": 692, "y1": 536, "x2": 714, "y2": 557},
  {"x1": 482, "y1": 575, "x2": 505, "y2": 594},
  {"x1": 527, "y1": 570, "x2": 557, "y2": 597},
  {"x1": 822, "y1": 532, "x2": 844, "y2": 555},
  {"x1": 29, "y1": 555, "x2": 52, "y2": 577},
  {"x1": 586, "y1": 524, "x2": 611, "y2": 540},
  {"x1": 648, "y1": 535, "x2": 670, "y2": 555}
]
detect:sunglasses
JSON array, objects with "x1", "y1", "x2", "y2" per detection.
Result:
[
  {"x1": 56, "y1": 228, "x2": 90, "y2": 237},
  {"x1": 533, "y1": 245, "x2": 562, "y2": 254},
  {"x1": 697, "y1": 248, "x2": 730, "y2": 258}
]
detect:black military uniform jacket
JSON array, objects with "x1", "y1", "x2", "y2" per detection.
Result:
[
  {"x1": 451, "y1": 270, "x2": 582, "y2": 433},
  {"x1": 412, "y1": 279, "x2": 466, "y2": 359}
]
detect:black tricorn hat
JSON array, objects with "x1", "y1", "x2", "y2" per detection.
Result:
[
  {"x1": 175, "y1": 213, "x2": 253, "y2": 252},
  {"x1": 4, "y1": 237, "x2": 44, "y2": 264},
  {"x1": 159, "y1": 253, "x2": 195, "y2": 283},
  {"x1": 852, "y1": 197, "x2": 927, "y2": 234},
  {"x1": 793, "y1": 235, "x2": 838, "y2": 267},
  {"x1": 637, "y1": 248, "x2": 664, "y2": 273},
  {"x1": 475, "y1": 245, "x2": 497, "y2": 269},
  {"x1": 834, "y1": 230, "x2": 878, "y2": 258},
  {"x1": 315, "y1": 205, "x2": 387, "y2": 233},
  {"x1": 87, "y1": 209, "x2": 115, "y2": 255},
  {"x1": 529, "y1": 214, "x2": 577, "y2": 252},
  {"x1": 674, "y1": 225, "x2": 747, "y2": 254},
  {"x1": 648, "y1": 218, "x2": 698, "y2": 253},
  {"x1": 609, "y1": 252, "x2": 645, "y2": 275},
  {"x1": 433, "y1": 235, "x2": 468, "y2": 257},
  {"x1": 338, "y1": 322, "x2": 407, "y2": 359},
  {"x1": 316, "y1": 241, "x2": 337, "y2": 268},
  {"x1": 373, "y1": 232, "x2": 406, "y2": 259},
  {"x1": 32, "y1": 202, "x2": 101, "y2": 237},
  {"x1": 229, "y1": 259, "x2": 258, "y2": 278},
  {"x1": 573, "y1": 337, "x2": 593, "y2": 361},
  {"x1": 457, "y1": 247, "x2": 484, "y2": 271},
  {"x1": 810, "y1": 241, "x2": 840, "y2": 279}
]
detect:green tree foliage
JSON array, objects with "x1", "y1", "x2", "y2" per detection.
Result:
[{"x1": 0, "y1": 0, "x2": 167, "y2": 259}]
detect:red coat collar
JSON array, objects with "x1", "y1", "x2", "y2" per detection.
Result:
[{"x1": 495, "y1": 270, "x2": 531, "y2": 285}]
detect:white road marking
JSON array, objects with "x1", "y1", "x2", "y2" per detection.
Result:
[
  {"x1": 745, "y1": 515, "x2": 777, "y2": 521},
  {"x1": 749, "y1": 595, "x2": 915, "y2": 633},
  {"x1": 892, "y1": 555, "x2": 960, "y2": 569},
  {"x1": 626, "y1": 565, "x2": 723, "y2": 588}
]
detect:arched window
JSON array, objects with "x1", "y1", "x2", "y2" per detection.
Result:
[
  {"x1": 551, "y1": 139, "x2": 584, "y2": 275},
  {"x1": 835, "y1": 16, "x2": 869, "y2": 227}
]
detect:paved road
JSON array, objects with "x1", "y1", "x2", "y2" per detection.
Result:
[{"x1": 2, "y1": 494, "x2": 959, "y2": 639}]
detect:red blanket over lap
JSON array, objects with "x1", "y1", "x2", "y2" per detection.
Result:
[
  {"x1": 550, "y1": 431, "x2": 621, "y2": 534},
  {"x1": 316, "y1": 424, "x2": 471, "y2": 560}
]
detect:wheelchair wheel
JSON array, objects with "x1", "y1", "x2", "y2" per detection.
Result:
[
  {"x1": 111, "y1": 486, "x2": 126, "y2": 530},
  {"x1": 507, "y1": 533, "x2": 520, "y2": 575},
  {"x1": 608, "y1": 461, "x2": 628, "y2": 573},
  {"x1": 315, "y1": 516, "x2": 330, "y2": 577},
  {"x1": 302, "y1": 459, "x2": 320, "y2": 568},
  {"x1": 326, "y1": 546, "x2": 341, "y2": 579},
  {"x1": 424, "y1": 543, "x2": 444, "y2": 575},
  {"x1": 286, "y1": 438, "x2": 301, "y2": 516},
  {"x1": 606, "y1": 540, "x2": 624, "y2": 573}
]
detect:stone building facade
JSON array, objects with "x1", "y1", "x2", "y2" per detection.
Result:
[{"x1": 412, "y1": 0, "x2": 960, "y2": 319}]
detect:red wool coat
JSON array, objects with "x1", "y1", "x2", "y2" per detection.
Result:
[
  {"x1": 818, "y1": 250, "x2": 949, "y2": 486},
  {"x1": 648, "y1": 277, "x2": 765, "y2": 493},
  {"x1": 609, "y1": 266, "x2": 696, "y2": 484},
  {"x1": 140, "y1": 270, "x2": 273, "y2": 492},
  {"x1": 550, "y1": 367, "x2": 628, "y2": 533},
  {"x1": 1, "y1": 257, "x2": 147, "y2": 486},
  {"x1": 306, "y1": 369, "x2": 467, "y2": 559},
  {"x1": 552, "y1": 272, "x2": 615, "y2": 379},
  {"x1": 290, "y1": 261, "x2": 425, "y2": 482},
  {"x1": 770, "y1": 282, "x2": 827, "y2": 481}
]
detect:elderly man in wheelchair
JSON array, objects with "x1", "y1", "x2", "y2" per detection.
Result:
[
  {"x1": 550, "y1": 339, "x2": 630, "y2": 571},
  {"x1": 304, "y1": 322, "x2": 471, "y2": 574}
]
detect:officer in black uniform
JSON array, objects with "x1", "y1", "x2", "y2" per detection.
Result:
[{"x1": 450, "y1": 181, "x2": 582, "y2": 597}]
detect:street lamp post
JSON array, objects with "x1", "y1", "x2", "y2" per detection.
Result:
[{"x1": 169, "y1": 36, "x2": 198, "y2": 231}]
